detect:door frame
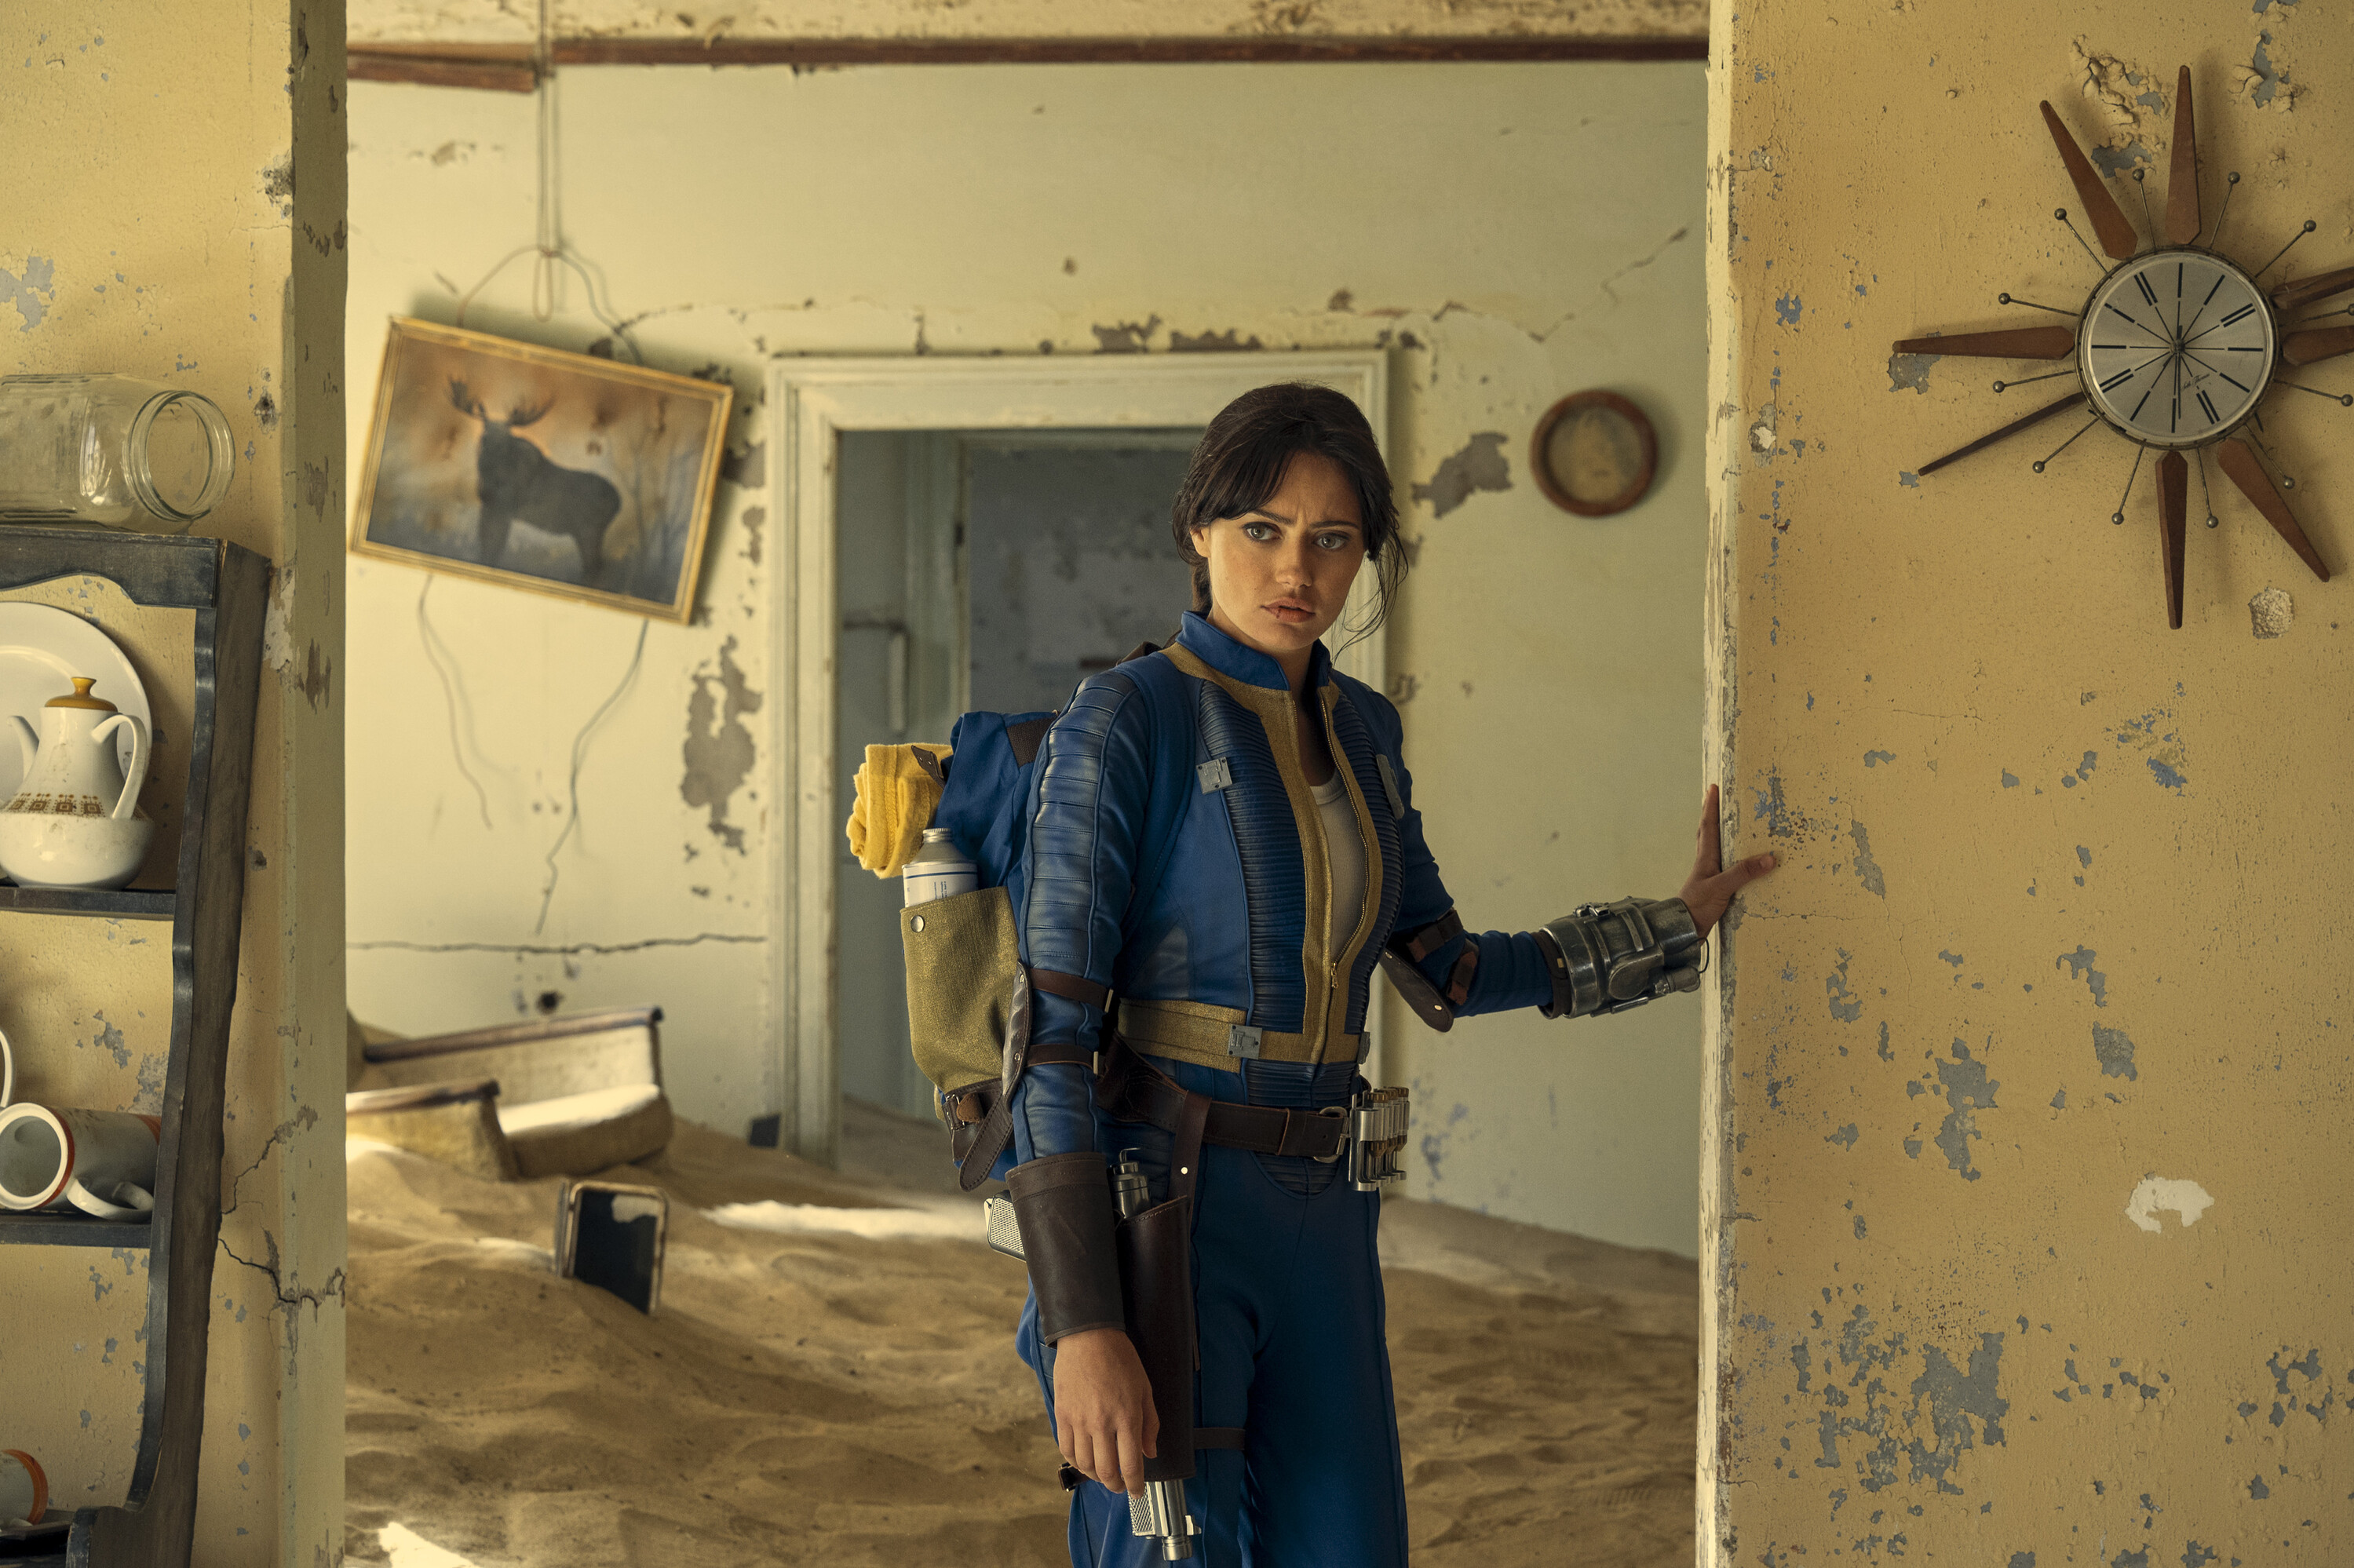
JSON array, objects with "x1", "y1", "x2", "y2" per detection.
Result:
[{"x1": 768, "y1": 351, "x2": 1389, "y2": 1162}]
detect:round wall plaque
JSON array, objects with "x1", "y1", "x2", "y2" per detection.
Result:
[{"x1": 1531, "y1": 390, "x2": 1658, "y2": 517}]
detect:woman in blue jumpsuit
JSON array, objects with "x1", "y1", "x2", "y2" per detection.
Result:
[{"x1": 1002, "y1": 383, "x2": 1772, "y2": 1566}]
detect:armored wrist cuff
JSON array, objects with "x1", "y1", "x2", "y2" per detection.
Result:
[
  {"x1": 1005, "y1": 1151, "x2": 1125, "y2": 1344},
  {"x1": 1534, "y1": 896, "x2": 1705, "y2": 1019}
]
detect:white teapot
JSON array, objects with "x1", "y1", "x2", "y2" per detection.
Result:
[{"x1": 0, "y1": 676, "x2": 154, "y2": 890}]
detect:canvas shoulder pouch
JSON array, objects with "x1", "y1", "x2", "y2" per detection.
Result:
[{"x1": 901, "y1": 883, "x2": 1021, "y2": 1100}]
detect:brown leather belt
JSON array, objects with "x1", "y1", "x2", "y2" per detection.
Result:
[
  {"x1": 1025, "y1": 970, "x2": 1354, "y2": 1164},
  {"x1": 1097, "y1": 1037, "x2": 1349, "y2": 1162}
]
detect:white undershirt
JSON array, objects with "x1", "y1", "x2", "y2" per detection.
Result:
[{"x1": 1311, "y1": 772, "x2": 1367, "y2": 957}]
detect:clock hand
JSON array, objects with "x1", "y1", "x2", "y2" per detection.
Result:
[
  {"x1": 2166, "y1": 68, "x2": 2202, "y2": 245},
  {"x1": 2170, "y1": 338, "x2": 2183, "y2": 436},
  {"x1": 1916, "y1": 389, "x2": 2089, "y2": 478},
  {"x1": 2181, "y1": 302, "x2": 2259, "y2": 350},
  {"x1": 2041, "y1": 102, "x2": 2140, "y2": 258},
  {"x1": 2179, "y1": 272, "x2": 2228, "y2": 340},
  {"x1": 2158, "y1": 450, "x2": 2188, "y2": 630},
  {"x1": 2179, "y1": 350, "x2": 2254, "y2": 395},
  {"x1": 2217, "y1": 437, "x2": 2330, "y2": 582},
  {"x1": 2096, "y1": 348, "x2": 2173, "y2": 395},
  {"x1": 1890, "y1": 326, "x2": 2075, "y2": 359}
]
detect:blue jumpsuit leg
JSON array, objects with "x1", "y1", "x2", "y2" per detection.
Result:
[{"x1": 1015, "y1": 1099, "x2": 1407, "y2": 1566}]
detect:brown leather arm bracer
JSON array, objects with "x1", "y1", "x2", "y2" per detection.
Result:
[{"x1": 1005, "y1": 1151, "x2": 1125, "y2": 1344}]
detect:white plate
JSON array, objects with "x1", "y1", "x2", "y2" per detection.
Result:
[{"x1": 0, "y1": 601, "x2": 153, "y2": 806}]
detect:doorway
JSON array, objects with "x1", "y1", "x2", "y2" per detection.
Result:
[
  {"x1": 833, "y1": 429, "x2": 1201, "y2": 1118},
  {"x1": 768, "y1": 352, "x2": 1385, "y2": 1164}
]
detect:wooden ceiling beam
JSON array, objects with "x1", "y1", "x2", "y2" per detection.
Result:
[{"x1": 349, "y1": 34, "x2": 1705, "y2": 89}]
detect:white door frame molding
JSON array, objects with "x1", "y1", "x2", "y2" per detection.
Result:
[{"x1": 769, "y1": 352, "x2": 1389, "y2": 1162}]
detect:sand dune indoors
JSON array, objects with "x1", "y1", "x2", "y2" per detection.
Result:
[{"x1": 343, "y1": 1114, "x2": 1696, "y2": 1566}]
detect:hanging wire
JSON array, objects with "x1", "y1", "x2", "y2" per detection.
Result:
[
  {"x1": 449, "y1": 0, "x2": 644, "y2": 365},
  {"x1": 417, "y1": 578, "x2": 495, "y2": 830},
  {"x1": 535, "y1": 621, "x2": 653, "y2": 935}
]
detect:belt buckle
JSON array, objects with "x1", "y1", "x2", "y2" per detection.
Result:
[{"x1": 1308, "y1": 1105, "x2": 1349, "y2": 1162}]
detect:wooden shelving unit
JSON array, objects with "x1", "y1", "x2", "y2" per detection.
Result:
[{"x1": 0, "y1": 527, "x2": 267, "y2": 1568}]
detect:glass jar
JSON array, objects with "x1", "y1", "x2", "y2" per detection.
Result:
[{"x1": 0, "y1": 374, "x2": 235, "y2": 531}]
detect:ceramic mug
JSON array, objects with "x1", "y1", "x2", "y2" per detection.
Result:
[
  {"x1": 0, "y1": 1449, "x2": 47, "y2": 1526},
  {"x1": 0, "y1": 1103, "x2": 157, "y2": 1219}
]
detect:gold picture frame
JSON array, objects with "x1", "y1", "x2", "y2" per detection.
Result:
[{"x1": 350, "y1": 316, "x2": 733, "y2": 622}]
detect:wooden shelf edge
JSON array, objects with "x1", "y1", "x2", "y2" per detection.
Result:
[
  {"x1": 0, "y1": 1212, "x2": 153, "y2": 1248},
  {"x1": 0, "y1": 885, "x2": 176, "y2": 921}
]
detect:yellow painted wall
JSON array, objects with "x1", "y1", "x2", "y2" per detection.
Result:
[
  {"x1": 0, "y1": 6, "x2": 345, "y2": 1565},
  {"x1": 343, "y1": 60, "x2": 1717, "y2": 1253},
  {"x1": 1703, "y1": 7, "x2": 2349, "y2": 1563}
]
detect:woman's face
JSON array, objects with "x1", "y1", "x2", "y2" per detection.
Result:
[{"x1": 1189, "y1": 452, "x2": 1367, "y2": 663}]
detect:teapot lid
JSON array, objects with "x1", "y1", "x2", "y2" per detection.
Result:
[{"x1": 45, "y1": 676, "x2": 116, "y2": 713}]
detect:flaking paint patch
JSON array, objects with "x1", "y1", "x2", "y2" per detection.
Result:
[
  {"x1": 1090, "y1": 315, "x2": 1161, "y2": 353},
  {"x1": 2057, "y1": 946, "x2": 2109, "y2": 1005},
  {"x1": 1805, "y1": 1304, "x2": 2009, "y2": 1495},
  {"x1": 2125, "y1": 1176, "x2": 2213, "y2": 1231},
  {"x1": 681, "y1": 634, "x2": 763, "y2": 854},
  {"x1": 2249, "y1": 585, "x2": 2293, "y2": 637},
  {"x1": 1932, "y1": 1040, "x2": 1998, "y2": 1180},
  {"x1": 1849, "y1": 820, "x2": 1885, "y2": 895},
  {"x1": 2089, "y1": 140, "x2": 2154, "y2": 176},
  {"x1": 720, "y1": 440, "x2": 766, "y2": 490},
  {"x1": 2093, "y1": 1023, "x2": 2138, "y2": 1081},
  {"x1": 1827, "y1": 950, "x2": 1863, "y2": 1021},
  {"x1": 1887, "y1": 351, "x2": 1940, "y2": 393},
  {"x1": 1167, "y1": 326, "x2": 1264, "y2": 352},
  {"x1": 2240, "y1": 31, "x2": 2296, "y2": 110},
  {"x1": 1411, "y1": 432, "x2": 1510, "y2": 518},
  {"x1": 1, "y1": 255, "x2": 57, "y2": 331}
]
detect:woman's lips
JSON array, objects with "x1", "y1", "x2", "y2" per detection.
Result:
[{"x1": 1264, "y1": 600, "x2": 1316, "y2": 625}]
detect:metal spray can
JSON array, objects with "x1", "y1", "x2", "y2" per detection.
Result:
[{"x1": 901, "y1": 826, "x2": 978, "y2": 906}]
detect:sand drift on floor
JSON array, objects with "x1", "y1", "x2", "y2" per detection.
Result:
[{"x1": 343, "y1": 1119, "x2": 1698, "y2": 1566}]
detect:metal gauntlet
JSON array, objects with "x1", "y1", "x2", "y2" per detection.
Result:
[
  {"x1": 1533, "y1": 897, "x2": 1705, "y2": 1019},
  {"x1": 1004, "y1": 1151, "x2": 1125, "y2": 1343}
]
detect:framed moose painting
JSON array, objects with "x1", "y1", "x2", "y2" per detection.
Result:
[{"x1": 351, "y1": 316, "x2": 733, "y2": 621}]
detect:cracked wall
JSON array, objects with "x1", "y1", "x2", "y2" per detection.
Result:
[
  {"x1": 345, "y1": 57, "x2": 1711, "y2": 1253},
  {"x1": 0, "y1": 5, "x2": 347, "y2": 1565},
  {"x1": 1704, "y1": 5, "x2": 2349, "y2": 1565}
]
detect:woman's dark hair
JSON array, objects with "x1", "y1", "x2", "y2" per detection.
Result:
[{"x1": 1170, "y1": 383, "x2": 1403, "y2": 642}]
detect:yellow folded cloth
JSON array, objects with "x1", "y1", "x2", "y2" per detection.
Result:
[{"x1": 846, "y1": 743, "x2": 951, "y2": 877}]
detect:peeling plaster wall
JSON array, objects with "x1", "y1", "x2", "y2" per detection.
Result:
[
  {"x1": 0, "y1": 6, "x2": 346, "y2": 1566},
  {"x1": 345, "y1": 58, "x2": 1710, "y2": 1253},
  {"x1": 1704, "y1": 7, "x2": 2349, "y2": 1565},
  {"x1": 349, "y1": 0, "x2": 1706, "y2": 46}
]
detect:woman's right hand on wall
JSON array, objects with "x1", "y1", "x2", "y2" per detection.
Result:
[
  {"x1": 1053, "y1": 1326, "x2": 1159, "y2": 1496},
  {"x1": 1679, "y1": 782, "x2": 1776, "y2": 940}
]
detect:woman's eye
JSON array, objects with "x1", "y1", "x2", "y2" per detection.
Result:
[
  {"x1": 1242, "y1": 522, "x2": 1276, "y2": 542},
  {"x1": 1316, "y1": 532, "x2": 1355, "y2": 551}
]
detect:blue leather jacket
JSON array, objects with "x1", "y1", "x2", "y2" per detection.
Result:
[{"x1": 1009, "y1": 612, "x2": 1555, "y2": 1167}]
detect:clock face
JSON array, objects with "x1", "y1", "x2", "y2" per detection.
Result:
[{"x1": 2079, "y1": 250, "x2": 2276, "y2": 449}]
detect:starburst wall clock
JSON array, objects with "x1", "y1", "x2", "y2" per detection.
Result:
[{"x1": 1897, "y1": 67, "x2": 2354, "y2": 629}]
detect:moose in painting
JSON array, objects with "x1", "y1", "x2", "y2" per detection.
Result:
[{"x1": 448, "y1": 378, "x2": 623, "y2": 578}]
